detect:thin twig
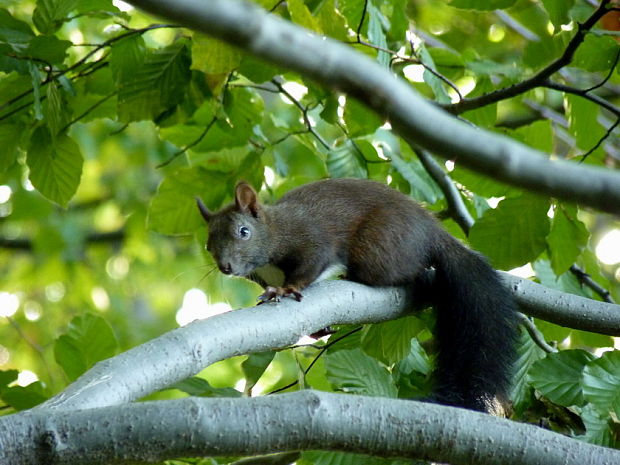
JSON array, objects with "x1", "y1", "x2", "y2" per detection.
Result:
[
  {"x1": 270, "y1": 79, "x2": 331, "y2": 150},
  {"x1": 570, "y1": 264, "x2": 616, "y2": 303},
  {"x1": 416, "y1": 149, "x2": 473, "y2": 232},
  {"x1": 408, "y1": 45, "x2": 463, "y2": 102},
  {"x1": 544, "y1": 79, "x2": 620, "y2": 117},
  {"x1": 156, "y1": 116, "x2": 218, "y2": 169},
  {"x1": 59, "y1": 91, "x2": 118, "y2": 134},
  {"x1": 517, "y1": 313, "x2": 557, "y2": 353},
  {"x1": 578, "y1": 117, "x2": 620, "y2": 162},
  {"x1": 268, "y1": 326, "x2": 363, "y2": 394},
  {"x1": 583, "y1": 48, "x2": 620, "y2": 92},
  {"x1": 355, "y1": 0, "x2": 369, "y2": 39}
]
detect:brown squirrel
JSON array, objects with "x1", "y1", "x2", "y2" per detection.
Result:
[{"x1": 197, "y1": 178, "x2": 517, "y2": 413}]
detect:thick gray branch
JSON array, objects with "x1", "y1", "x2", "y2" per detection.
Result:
[
  {"x1": 503, "y1": 273, "x2": 620, "y2": 336},
  {"x1": 1, "y1": 391, "x2": 618, "y2": 465},
  {"x1": 33, "y1": 281, "x2": 411, "y2": 411},
  {"x1": 13, "y1": 277, "x2": 618, "y2": 417},
  {"x1": 126, "y1": 0, "x2": 620, "y2": 214}
]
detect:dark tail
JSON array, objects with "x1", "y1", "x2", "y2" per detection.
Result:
[{"x1": 430, "y1": 234, "x2": 518, "y2": 413}]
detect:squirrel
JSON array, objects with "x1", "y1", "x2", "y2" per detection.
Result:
[{"x1": 197, "y1": 178, "x2": 517, "y2": 413}]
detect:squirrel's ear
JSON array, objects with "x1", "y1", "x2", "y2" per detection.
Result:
[
  {"x1": 196, "y1": 197, "x2": 212, "y2": 222},
  {"x1": 235, "y1": 182, "x2": 261, "y2": 218}
]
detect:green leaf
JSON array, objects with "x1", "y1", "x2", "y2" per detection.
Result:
[
  {"x1": 0, "y1": 9, "x2": 34, "y2": 45},
  {"x1": 272, "y1": 146, "x2": 327, "y2": 180},
  {"x1": 325, "y1": 327, "x2": 364, "y2": 353},
  {"x1": 573, "y1": 35, "x2": 619, "y2": 72},
  {"x1": 326, "y1": 143, "x2": 367, "y2": 179},
  {"x1": 241, "y1": 351, "x2": 276, "y2": 392},
  {"x1": 172, "y1": 377, "x2": 242, "y2": 398},
  {"x1": 524, "y1": 30, "x2": 571, "y2": 68},
  {"x1": 75, "y1": 0, "x2": 120, "y2": 14},
  {"x1": 417, "y1": 43, "x2": 451, "y2": 104},
  {"x1": 367, "y1": 2, "x2": 389, "y2": 67},
  {"x1": 395, "y1": 338, "x2": 431, "y2": 376},
  {"x1": 462, "y1": 77, "x2": 496, "y2": 127},
  {"x1": 317, "y1": 0, "x2": 349, "y2": 41},
  {"x1": 529, "y1": 349, "x2": 595, "y2": 407},
  {"x1": 44, "y1": 81, "x2": 68, "y2": 136},
  {"x1": 238, "y1": 55, "x2": 280, "y2": 83},
  {"x1": 320, "y1": 93, "x2": 340, "y2": 124},
  {"x1": 26, "y1": 127, "x2": 83, "y2": 206},
  {"x1": 339, "y1": 0, "x2": 366, "y2": 32},
  {"x1": 583, "y1": 350, "x2": 620, "y2": 419},
  {"x1": 512, "y1": 120, "x2": 553, "y2": 154},
  {"x1": 389, "y1": 152, "x2": 439, "y2": 204},
  {"x1": 533, "y1": 259, "x2": 590, "y2": 298},
  {"x1": 469, "y1": 195, "x2": 550, "y2": 270},
  {"x1": 565, "y1": 94, "x2": 605, "y2": 157},
  {"x1": 192, "y1": 33, "x2": 242, "y2": 75},
  {"x1": 1, "y1": 382, "x2": 48, "y2": 410},
  {"x1": 118, "y1": 41, "x2": 191, "y2": 122},
  {"x1": 301, "y1": 451, "x2": 404, "y2": 465},
  {"x1": 387, "y1": 0, "x2": 409, "y2": 41},
  {"x1": 450, "y1": 0, "x2": 517, "y2": 10},
  {"x1": 149, "y1": 168, "x2": 226, "y2": 235},
  {"x1": 54, "y1": 314, "x2": 118, "y2": 381},
  {"x1": 361, "y1": 316, "x2": 425, "y2": 365},
  {"x1": 542, "y1": 0, "x2": 574, "y2": 28},
  {"x1": 325, "y1": 348, "x2": 397, "y2": 397},
  {"x1": 287, "y1": 0, "x2": 322, "y2": 33},
  {"x1": 429, "y1": 48, "x2": 465, "y2": 81},
  {"x1": 110, "y1": 34, "x2": 147, "y2": 83},
  {"x1": 0, "y1": 124, "x2": 21, "y2": 171},
  {"x1": 33, "y1": 0, "x2": 78, "y2": 34},
  {"x1": 0, "y1": 370, "x2": 18, "y2": 388},
  {"x1": 194, "y1": 88, "x2": 263, "y2": 151},
  {"x1": 343, "y1": 98, "x2": 383, "y2": 137},
  {"x1": 511, "y1": 328, "x2": 546, "y2": 410},
  {"x1": 546, "y1": 205, "x2": 588, "y2": 275},
  {"x1": 28, "y1": 62, "x2": 43, "y2": 119},
  {"x1": 580, "y1": 404, "x2": 617, "y2": 447},
  {"x1": 450, "y1": 164, "x2": 517, "y2": 198},
  {"x1": 24, "y1": 35, "x2": 71, "y2": 64}
]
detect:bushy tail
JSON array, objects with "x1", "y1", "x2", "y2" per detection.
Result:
[{"x1": 430, "y1": 234, "x2": 518, "y2": 412}]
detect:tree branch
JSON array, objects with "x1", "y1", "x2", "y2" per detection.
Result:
[
  {"x1": 445, "y1": 0, "x2": 614, "y2": 114},
  {"x1": 0, "y1": 230, "x2": 125, "y2": 250},
  {"x1": 570, "y1": 264, "x2": 616, "y2": 303},
  {"x1": 32, "y1": 281, "x2": 412, "y2": 411},
  {"x1": 543, "y1": 79, "x2": 620, "y2": 117},
  {"x1": 2, "y1": 391, "x2": 618, "y2": 465},
  {"x1": 502, "y1": 273, "x2": 620, "y2": 335},
  {"x1": 125, "y1": 0, "x2": 620, "y2": 215},
  {"x1": 13, "y1": 277, "x2": 618, "y2": 417},
  {"x1": 415, "y1": 148, "x2": 474, "y2": 232}
]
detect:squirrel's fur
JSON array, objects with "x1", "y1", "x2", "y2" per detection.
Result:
[{"x1": 198, "y1": 178, "x2": 517, "y2": 412}]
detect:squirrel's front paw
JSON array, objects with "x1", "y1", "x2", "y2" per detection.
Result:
[{"x1": 257, "y1": 286, "x2": 303, "y2": 303}]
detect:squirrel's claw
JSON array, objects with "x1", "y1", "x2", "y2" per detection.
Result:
[{"x1": 257, "y1": 286, "x2": 303, "y2": 304}]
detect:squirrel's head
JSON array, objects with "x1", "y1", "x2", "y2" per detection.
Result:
[{"x1": 196, "y1": 182, "x2": 271, "y2": 277}]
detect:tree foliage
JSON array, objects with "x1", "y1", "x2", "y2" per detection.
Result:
[{"x1": 0, "y1": 0, "x2": 619, "y2": 463}]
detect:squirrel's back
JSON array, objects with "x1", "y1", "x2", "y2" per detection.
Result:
[{"x1": 274, "y1": 178, "x2": 444, "y2": 286}]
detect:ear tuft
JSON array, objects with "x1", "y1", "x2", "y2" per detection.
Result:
[
  {"x1": 235, "y1": 182, "x2": 261, "y2": 218},
  {"x1": 196, "y1": 197, "x2": 211, "y2": 222}
]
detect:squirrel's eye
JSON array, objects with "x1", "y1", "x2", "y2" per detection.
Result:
[{"x1": 238, "y1": 226, "x2": 251, "y2": 239}]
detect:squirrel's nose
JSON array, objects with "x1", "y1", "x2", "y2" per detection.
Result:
[{"x1": 220, "y1": 263, "x2": 232, "y2": 275}]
